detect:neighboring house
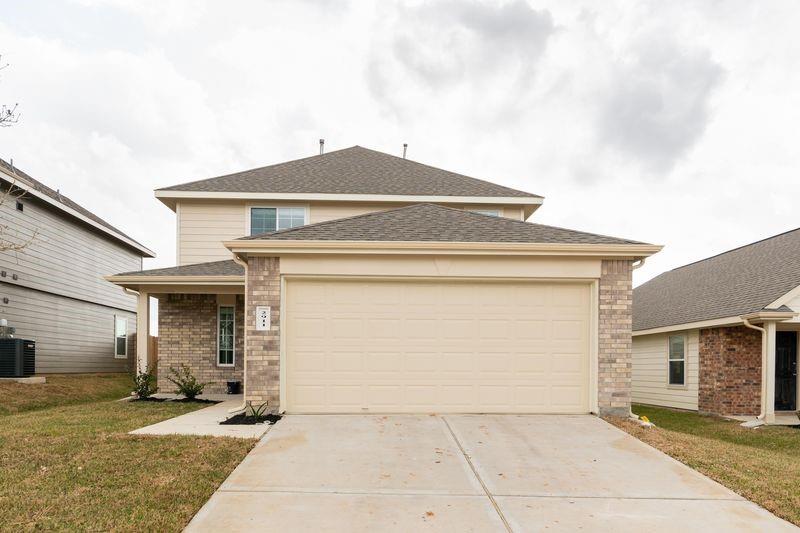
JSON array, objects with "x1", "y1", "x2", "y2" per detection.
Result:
[
  {"x1": 108, "y1": 146, "x2": 659, "y2": 415},
  {"x1": 0, "y1": 159, "x2": 154, "y2": 373},
  {"x1": 632, "y1": 229, "x2": 800, "y2": 423}
]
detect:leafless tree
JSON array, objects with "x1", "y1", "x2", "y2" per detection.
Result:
[
  {"x1": 0, "y1": 177, "x2": 37, "y2": 253},
  {"x1": 0, "y1": 55, "x2": 19, "y2": 127}
]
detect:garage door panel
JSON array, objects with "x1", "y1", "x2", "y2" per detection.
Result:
[{"x1": 286, "y1": 279, "x2": 590, "y2": 414}]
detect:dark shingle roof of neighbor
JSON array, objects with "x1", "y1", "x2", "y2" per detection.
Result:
[
  {"x1": 157, "y1": 146, "x2": 542, "y2": 198},
  {"x1": 114, "y1": 260, "x2": 243, "y2": 277},
  {"x1": 634, "y1": 228, "x2": 800, "y2": 331},
  {"x1": 241, "y1": 203, "x2": 644, "y2": 245},
  {"x1": 0, "y1": 158, "x2": 152, "y2": 255}
]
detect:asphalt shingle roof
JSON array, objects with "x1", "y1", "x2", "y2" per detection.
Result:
[
  {"x1": 241, "y1": 203, "x2": 643, "y2": 245},
  {"x1": 158, "y1": 146, "x2": 541, "y2": 198},
  {"x1": 114, "y1": 260, "x2": 243, "y2": 277},
  {"x1": 0, "y1": 158, "x2": 151, "y2": 255},
  {"x1": 633, "y1": 228, "x2": 800, "y2": 331}
]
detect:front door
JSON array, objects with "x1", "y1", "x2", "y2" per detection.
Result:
[{"x1": 775, "y1": 331, "x2": 797, "y2": 411}]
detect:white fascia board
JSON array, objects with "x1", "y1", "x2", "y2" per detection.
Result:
[
  {"x1": 3, "y1": 169, "x2": 155, "y2": 257},
  {"x1": 632, "y1": 316, "x2": 743, "y2": 336},
  {"x1": 225, "y1": 239, "x2": 662, "y2": 258},
  {"x1": 154, "y1": 189, "x2": 544, "y2": 206}
]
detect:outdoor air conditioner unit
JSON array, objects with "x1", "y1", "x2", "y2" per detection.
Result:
[{"x1": 0, "y1": 338, "x2": 36, "y2": 378}]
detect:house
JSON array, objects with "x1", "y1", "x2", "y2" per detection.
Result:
[
  {"x1": 0, "y1": 159, "x2": 154, "y2": 373},
  {"x1": 632, "y1": 229, "x2": 800, "y2": 423},
  {"x1": 107, "y1": 145, "x2": 660, "y2": 415}
]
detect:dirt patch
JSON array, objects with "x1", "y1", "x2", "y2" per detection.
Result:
[{"x1": 221, "y1": 413, "x2": 282, "y2": 426}]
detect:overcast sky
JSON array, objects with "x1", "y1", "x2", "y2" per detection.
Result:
[{"x1": 1, "y1": 0, "x2": 798, "y2": 286}]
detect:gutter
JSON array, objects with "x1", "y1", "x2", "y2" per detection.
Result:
[{"x1": 229, "y1": 253, "x2": 249, "y2": 415}]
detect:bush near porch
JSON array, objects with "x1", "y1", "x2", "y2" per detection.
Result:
[
  {"x1": 610, "y1": 404, "x2": 800, "y2": 526},
  {"x1": 0, "y1": 373, "x2": 255, "y2": 531}
]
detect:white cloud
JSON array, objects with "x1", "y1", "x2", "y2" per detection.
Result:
[{"x1": 0, "y1": 0, "x2": 798, "y2": 291}]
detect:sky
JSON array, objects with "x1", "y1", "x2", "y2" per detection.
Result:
[{"x1": 1, "y1": 0, "x2": 799, "y2": 287}]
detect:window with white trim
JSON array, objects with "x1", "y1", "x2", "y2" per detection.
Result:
[
  {"x1": 250, "y1": 207, "x2": 306, "y2": 235},
  {"x1": 218, "y1": 306, "x2": 235, "y2": 366},
  {"x1": 668, "y1": 335, "x2": 686, "y2": 385},
  {"x1": 470, "y1": 209, "x2": 500, "y2": 217},
  {"x1": 114, "y1": 317, "x2": 127, "y2": 359}
]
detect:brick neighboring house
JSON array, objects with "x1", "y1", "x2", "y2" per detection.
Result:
[
  {"x1": 107, "y1": 145, "x2": 659, "y2": 414},
  {"x1": 632, "y1": 229, "x2": 800, "y2": 424}
]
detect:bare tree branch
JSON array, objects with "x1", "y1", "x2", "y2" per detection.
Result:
[
  {"x1": 0, "y1": 176, "x2": 38, "y2": 253},
  {"x1": 0, "y1": 55, "x2": 20, "y2": 126}
]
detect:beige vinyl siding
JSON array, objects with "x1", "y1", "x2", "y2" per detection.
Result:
[
  {"x1": 632, "y1": 330, "x2": 699, "y2": 410},
  {"x1": 177, "y1": 199, "x2": 529, "y2": 265},
  {"x1": 1, "y1": 274, "x2": 136, "y2": 373},
  {"x1": 178, "y1": 201, "x2": 247, "y2": 265},
  {"x1": 1, "y1": 191, "x2": 141, "y2": 311}
]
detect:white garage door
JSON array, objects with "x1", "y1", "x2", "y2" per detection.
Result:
[{"x1": 285, "y1": 278, "x2": 591, "y2": 414}]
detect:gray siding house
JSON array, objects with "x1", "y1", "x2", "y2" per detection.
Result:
[{"x1": 0, "y1": 159, "x2": 154, "y2": 373}]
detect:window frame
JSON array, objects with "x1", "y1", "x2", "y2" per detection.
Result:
[
  {"x1": 667, "y1": 334, "x2": 687, "y2": 387},
  {"x1": 247, "y1": 205, "x2": 308, "y2": 236},
  {"x1": 114, "y1": 316, "x2": 128, "y2": 359},
  {"x1": 470, "y1": 209, "x2": 501, "y2": 217},
  {"x1": 217, "y1": 304, "x2": 235, "y2": 367}
]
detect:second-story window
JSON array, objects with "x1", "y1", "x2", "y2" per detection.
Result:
[{"x1": 250, "y1": 207, "x2": 306, "y2": 235}]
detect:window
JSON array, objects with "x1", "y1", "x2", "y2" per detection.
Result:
[
  {"x1": 218, "y1": 306, "x2": 235, "y2": 366},
  {"x1": 250, "y1": 207, "x2": 306, "y2": 235},
  {"x1": 471, "y1": 209, "x2": 500, "y2": 217},
  {"x1": 114, "y1": 317, "x2": 127, "y2": 358},
  {"x1": 16, "y1": 201, "x2": 23, "y2": 212},
  {"x1": 668, "y1": 335, "x2": 686, "y2": 385}
]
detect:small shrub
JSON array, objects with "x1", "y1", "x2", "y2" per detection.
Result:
[
  {"x1": 167, "y1": 364, "x2": 207, "y2": 400},
  {"x1": 247, "y1": 402, "x2": 270, "y2": 419},
  {"x1": 132, "y1": 367, "x2": 158, "y2": 399}
]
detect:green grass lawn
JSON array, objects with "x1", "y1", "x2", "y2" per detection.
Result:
[
  {"x1": 0, "y1": 373, "x2": 134, "y2": 415},
  {"x1": 610, "y1": 404, "x2": 800, "y2": 526},
  {"x1": 0, "y1": 374, "x2": 255, "y2": 531}
]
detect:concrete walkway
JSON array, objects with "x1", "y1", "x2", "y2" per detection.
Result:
[
  {"x1": 185, "y1": 415, "x2": 796, "y2": 532},
  {"x1": 129, "y1": 397, "x2": 271, "y2": 439}
]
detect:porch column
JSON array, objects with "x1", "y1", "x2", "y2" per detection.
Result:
[
  {"x1": 136, "y1": 290, "x2": 150, "y2": 374},
  {"x1": 764, "y1": 320, "x2": 777, "y2": 424}
]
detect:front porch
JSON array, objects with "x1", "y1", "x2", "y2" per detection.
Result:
[{"x1": 699, "y1": 310, "x2": 799, "y2": 425}]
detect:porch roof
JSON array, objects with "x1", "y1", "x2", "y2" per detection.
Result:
[{"x1": 106, "y1": 260, "x2": 244, "y2": 292}]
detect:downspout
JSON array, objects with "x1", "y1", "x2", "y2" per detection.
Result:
[
  {"x1": 742, "y1": 317, "x2": 767, "y2": 420},
  {"x1": 229, "y1": 253, "x2": 249, "y2": 414},
  {"x1": 626, "y1": 258, "x2": 646, "y2": 418}
]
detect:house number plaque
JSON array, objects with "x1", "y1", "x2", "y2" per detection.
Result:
[{"x1": 256, "y1": 306, "x2": 271, "y2": 331}]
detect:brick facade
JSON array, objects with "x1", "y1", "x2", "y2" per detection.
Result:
[
  {"x1": 598, "y1": 259, "x2": 633, "y2": 416},
  {"x1": 157, "y1": 293, "x2": 244, "y2": 395},
  {"x1": 244, "y1": 257, "x2": 281, "y2": 407},
  {"x1": 698, "y1": 326, "x2": 761, "y2": 416}
]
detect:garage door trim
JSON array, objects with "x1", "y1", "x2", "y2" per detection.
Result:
[{"x1": 279, "y1": 275, "x2": 599, "y2": 414}]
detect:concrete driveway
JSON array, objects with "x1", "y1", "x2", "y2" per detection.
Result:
[{"x1": 186, "y1": 415, "x2": 795, "y2": 532}]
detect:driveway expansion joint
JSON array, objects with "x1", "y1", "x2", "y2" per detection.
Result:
[{"x1": 442, "y1": 415, "x2": 513, "y2": 533}]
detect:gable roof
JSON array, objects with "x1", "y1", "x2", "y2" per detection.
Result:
[
  {"x1": 157, "y1": 146, "x2": 541, "y2": 199},
  {"x1": 240, "y1": 203, "x2": 644, "y2": 245},
  {"x1": 0, "y1": 159, "x2": 154, "y2": 257},
  {"x1": 634, "y1": 228, "x2": 800, "y2": 331}
]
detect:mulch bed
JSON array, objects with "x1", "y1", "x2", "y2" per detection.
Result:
[
  {"x1": 131, "y1": 397, "x2": 220, "y2": 404},
  {"x1": 221, "y1": 413, "x2": 282, "y2": 426}
]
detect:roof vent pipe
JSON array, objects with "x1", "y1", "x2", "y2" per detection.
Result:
[
  {"x1": 319, "y1": 139, "x2": 324, "y2": 155},
  {"x1": 403, "y1": 143, "x2": 408, "y2": 159}
]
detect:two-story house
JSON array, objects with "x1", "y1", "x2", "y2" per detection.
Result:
[
  {"x1": 108, "y1": 146, "x2": 660, "y2": 415},
  {"x1": 0, "y1": 159, "x2": 154, "y2": 373}
]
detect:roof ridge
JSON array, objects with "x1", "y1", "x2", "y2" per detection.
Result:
[
  {"x1": 667, "y1": 227, "x2": 800, "y2": 273},
  {"x1": 156, "y1": 145, "x2": 360, "y2": 191}
]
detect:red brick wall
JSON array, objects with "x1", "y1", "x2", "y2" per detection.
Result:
[{"x1": 698, "y1": 326, "x2": 761, "y2": 416}]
